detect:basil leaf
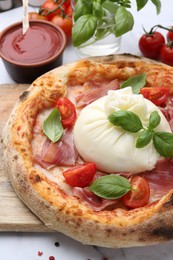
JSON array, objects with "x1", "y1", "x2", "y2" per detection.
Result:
[
  {"x1": 114, "y1": 6, "x2": 134, "y2": 37},
  {"x1": 120, "y1": 73, "x2": 146, "y2": 94},
  {"x1": 89, "y1": 175, "x2": 132, "y2": 199},
  {"x1": 153, "y1": 132, "x2": 173, "y2": 158},
  {"x1": 94, "y1": 27, "x2": 109, "y2": 39},
  {"x1": 72, "y1": 14, "x2": 97, "y2": 47},
  {"x1": 93, "y1": 1, "x2": 103, "y2": 19},
  {"x1": 136, "y1": 0, "x2": 148, "y2": 11},
  {"x1": 148, "y1": 111, "x2": 161, "y2": 130},
  {"x1": 42, "y1": 108, "x2": 63, "y2": 143},
  {"x1": 102, "y1": 1, "x2": 119, "y2": 14},
  {"x1": 108, "y1": 110, "x2": 143, "y2": 133},
  {"x1": 74, "y1": 0, "x2": 92, "y2": 22},
  {"x1": 136, "y1": 129, "x2": 153, "y2": 148},
  {"x1": 151, "y1": 0, "x2": 161, "y2": 14}
]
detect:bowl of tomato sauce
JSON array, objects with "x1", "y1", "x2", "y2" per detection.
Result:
[{"x1": 0, "y1": 20, "x2": 66, "y2": 83}]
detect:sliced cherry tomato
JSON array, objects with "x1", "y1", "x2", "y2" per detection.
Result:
[
  {"x1": 140, "y1": 87, "x2": 170, "y2": 106},
  {"x1": 39, "y1": 0, "x2": 66, "y2": 20},
  {"x1": 160, "y1": 45, "x2": 173, "y2": 66},
  {"x1": 51, "y1": 15, "x2": 72, "y2": 38},
  {"x1": 55, "y1": 97, "x2": 76, "y2": 127},
  {"x1": 63, "y1": 162, "x2": 96, "y2": 187},
  {"x1": 139, "y1": 31, "x2": 165, "y2": 59},
  {"x1": 28, "y1": 12, "x2": 48, "y2": 20},
  {"x1": 121, "y1": 176, "x2": 150, "y2": 209}
]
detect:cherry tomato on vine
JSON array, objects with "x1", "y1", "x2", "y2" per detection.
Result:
[
  {"x1": 40, "y1": 0, "x2": 66, "y2": 20},
  {"x1": 66, "y1": 5, "x2": 73, "y2": 19},
  {"x1": 167, "y1": 28, "x2": 173, "y2": 42},
  {"x1": 28, "y1": 12, "x2": 48, "y2": 20},
  {"x1": 63, "y1": 162, "x2": 96, "y2": 187},
  {"x1": 121, "y1": 176, "x2": 150, "y2": 209},
  {"x1": 51, "y1": 15, "x2": 72, "y2": 38},
  {"x1": 61, "y1": 0, "x2": 71, "y2": 9},
  {"x1": 160, "y1": 45, "x2": 173, "y2": 66},
  {"x1": 55, "y1": 97, "x2": 76, "y2": 127},
  {"x1": 140, "y1": 87, "x2": 170, "y2": 106},
  {"x1": 139, "y1": 31, "x2": 165, "y2": 59}
]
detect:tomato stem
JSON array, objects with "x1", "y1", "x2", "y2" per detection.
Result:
[
  {"x1": 168, "y1": 41, "x2": 173, "y2": 48},
  {"x1": 149, "y1": 24, "x2": 173, "y2": 34},
  {"x1": 156, "y1": 24, "x2": 173, "y2": 33},
  {"x1": 39, "y1": 1, "x2": 65, "y2": 16},
  {"x1": 144, "y1": 24, "x2": 173, "y2": 36}
]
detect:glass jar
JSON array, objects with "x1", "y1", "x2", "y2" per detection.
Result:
[{"x1": 71, "y1": 0, "x2": 122, "y2": 58}]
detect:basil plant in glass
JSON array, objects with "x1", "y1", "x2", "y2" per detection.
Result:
[{"x1": 71, "y1": 0, "x2": 161, "y2": 57}]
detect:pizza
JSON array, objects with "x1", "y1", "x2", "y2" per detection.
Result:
[{"x1": 3, "y1": 54, "x2": 173, "y2": 248}]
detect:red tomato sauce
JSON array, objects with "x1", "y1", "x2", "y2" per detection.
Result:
[{"x1": 1, "y1": 23, "x2": 63, "y2": 64}]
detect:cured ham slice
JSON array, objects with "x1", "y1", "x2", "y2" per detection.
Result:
[
  {"x1": 160, "y1": 107, "x2": 173, "y2": 132},
  {"x1": 159, "y1": 94, "x2": 173, "y2": 131},
  {"x1": 72, "y1": 187, "x2": 119, "y2": 211},
  {"x1": 142, "y1": 158, "x2": 173, "y2": 198},
  {"x1": 76, "y1": 79, "x2": 119, "y2": 107},
  {"x1": 36, "y1": 128, "x2": 78, "y2": 168}
]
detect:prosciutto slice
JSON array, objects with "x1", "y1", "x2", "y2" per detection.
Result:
[
  {"x1": 76, "y1": 79, "x2": 119, "y2": 108},
  {"x1": 142, "y1": 158, "x2": 173, "y2": 198},
  {"x1": 37, "y1": 128, "x2": 78, "y2": 168},
  {"x1": 72, "y1": 187, "x2": 119, "y2": 211},
  {"x1": 159, "y1": 94, "x2": 173, "y2": 131}
]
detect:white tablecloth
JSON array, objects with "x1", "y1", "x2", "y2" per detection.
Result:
[{"x1": 1, "y1": 2, "x2": 173, "y2": 259}]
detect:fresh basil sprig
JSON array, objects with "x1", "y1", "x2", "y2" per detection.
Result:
[
  {"x1": 72, "y1": 0, "x2": 161, "y2": 48},
  {"x1": 89, "y1": 174, "x2": 133, "y2": 199},
  {"x1": 136, "y1": 129, "x2": 153, "y2": 148},
  {"x1": 153, "y1": 132, "x2": 173, "y2": 158},
  {"x1": 108, "y1": 110, "x2": 143, "y2": 133},
  {"x1": 42, "y1": 108, "x2": 63, "y2": 143},
  {"x1": 136, "y1": 0, "x2": 161, "y2": 13},
  {"x1": 108, "y1": 110, "x2": 173, "y2": 158},
  {"x1": 120, "y1": 73, "x2": 146, "y2": 94},
  {"x1": 148, "y1": 110, "x2": 161, "y2": 129}
]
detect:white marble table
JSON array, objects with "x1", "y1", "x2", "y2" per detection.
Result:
[{"x1": 1, "y1": 2, "x2": 173, "y2": 259}]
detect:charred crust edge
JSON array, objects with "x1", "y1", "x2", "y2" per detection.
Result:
[{"x1": 151, "y1": 226, "x2": 173, "y2": 240}]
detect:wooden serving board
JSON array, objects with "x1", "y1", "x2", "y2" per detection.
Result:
[{"x1": 0, "y1": 84, "x2": 52, "y2": 232}]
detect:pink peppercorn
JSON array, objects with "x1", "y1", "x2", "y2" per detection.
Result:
[{"x1": 49, "y1": 256, "x2": 55, "y2": 260}]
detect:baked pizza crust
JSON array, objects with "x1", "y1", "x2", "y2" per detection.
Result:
[{"x1": 3, "y1": 54, "x2": 173, "y2": 248}]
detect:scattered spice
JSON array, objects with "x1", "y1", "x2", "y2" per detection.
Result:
[
  {"x1": 103, "y1": 257, "x2": 109, "y2": 260},
  {"x1": 49, "y1": 256, "x2": 55, "y2": 260},
  {"x1": 54, "y1": 242, "x2": 60, "y2": 247},
  {"x1": 38, "y1": 251, "x2": 43, "y2": 256}
]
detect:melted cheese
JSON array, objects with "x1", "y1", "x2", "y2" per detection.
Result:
[{"x1": 74, "y1": 87, "x2": 171, "y2": 173}]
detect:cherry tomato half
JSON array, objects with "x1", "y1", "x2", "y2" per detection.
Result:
[
  {"x1": 55, "y1": 97, "x2": 76, "y2": 127},
  {"x1": 140, "y1": 87, "x2": 170, "y2": 106},
  {"x1": 51, "y1": 15, "x2": 72, "y2": 38},
  {"x1": 40, "y1": 0, "x2": 66, "y2": 20},
  {"x1": 28, "y1": 12, "x2": 48, "y2": 20},
  {"x1": 160, "y1": 45, "x2": 173, "y2": 66},
  {"x1": 139, "y1": 31, "x2": 165, "y2": 59},
  {"x1": 121, "y1": 176, "x2": 150, "y2": 209},
  {"x1": 63, "y1": 162, "x2": 96, "y2": 187}
]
